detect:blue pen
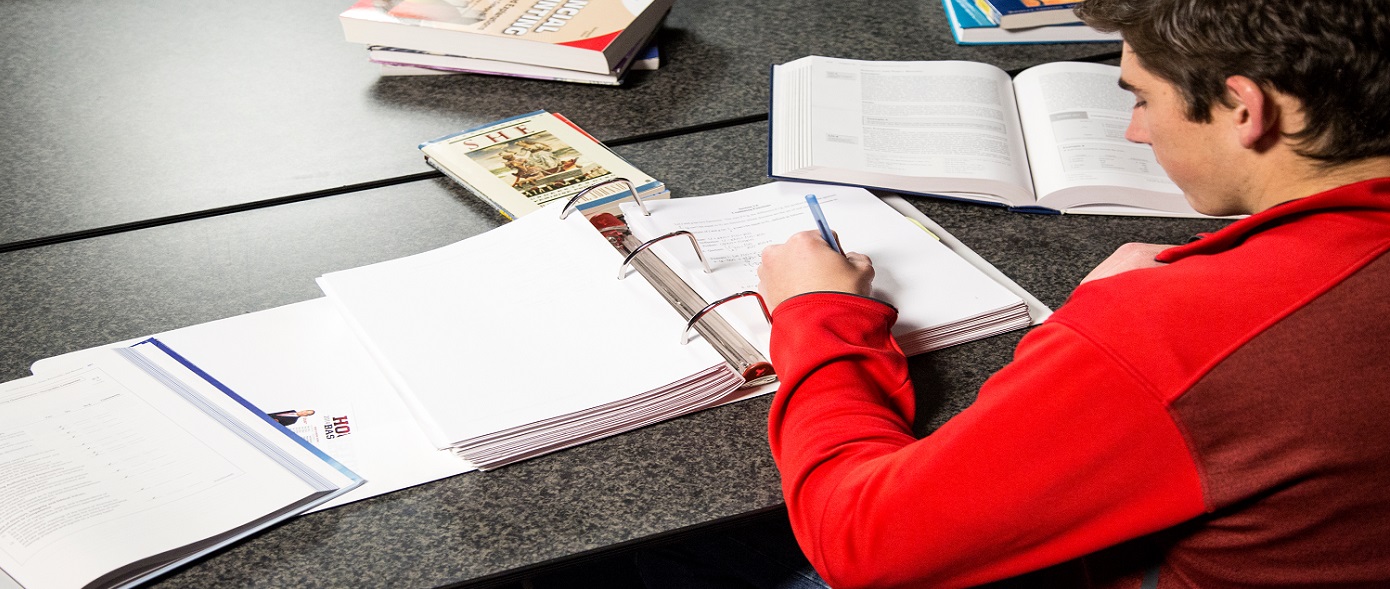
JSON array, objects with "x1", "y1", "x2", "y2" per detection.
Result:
[{"x1": 804, "y1": 194, "x2": 843, "y2": 254}]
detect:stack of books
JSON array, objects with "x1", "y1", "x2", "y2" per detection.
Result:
[
  {"x1": 941, "y1": 0, "x2": 1119, "y2": 44},
  {"x1": 339, "y1": 0, "x2": 674, "y2": 85}
]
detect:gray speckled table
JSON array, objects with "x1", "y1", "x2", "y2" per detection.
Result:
[
  {"x1": 0, "y1": 0, "x2": 1236, "y2": 586},
  {"x1": 0, "y1": 0, "x2": 1117, "y2": 245}
]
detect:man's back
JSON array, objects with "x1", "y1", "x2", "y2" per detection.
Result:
[{"x1": 1058, "y1": 178, "x2": 1390, "y2": 587}]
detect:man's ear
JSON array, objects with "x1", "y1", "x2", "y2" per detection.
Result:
[{"x1": 1225, "y1": 75, "x2": 1278, "y2": 150}]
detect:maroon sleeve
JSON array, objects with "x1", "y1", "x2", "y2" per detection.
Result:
[{"x1": 767, "y1": 293, "x2": 1207, "y2": 589}]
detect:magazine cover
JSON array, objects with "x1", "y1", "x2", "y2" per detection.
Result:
[{"x1": 420, "y1": 111, "x2": 665, "y2": 219}]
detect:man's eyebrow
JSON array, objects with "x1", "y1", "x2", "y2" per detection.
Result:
[{"x1": 1117, "y1": 76, "x2": 1137, "y2": 92}]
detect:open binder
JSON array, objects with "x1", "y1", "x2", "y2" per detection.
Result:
[
  {"x1": 570, "y1": 178, "x2": 777, "y2": 387},
  {"x1": 317, "y1": 181, "x2": 1040, "y2": 470}
]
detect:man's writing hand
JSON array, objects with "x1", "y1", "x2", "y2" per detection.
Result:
[{"x1": 758, "y1": 230, "x2": 875, "y2": 311}]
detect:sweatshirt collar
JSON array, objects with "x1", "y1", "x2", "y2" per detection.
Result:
[{"x1": 1156, "y1": 177, "x2": 1390, "y2": 263}]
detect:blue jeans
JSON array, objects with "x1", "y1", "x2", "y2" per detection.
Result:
[{"x1": 633, "y1": 514, "x2": 830, "y2": 589}]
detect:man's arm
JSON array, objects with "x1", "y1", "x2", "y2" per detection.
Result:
[
  {"x1": 766, "y1": 301, "x2": 1207, "y2": 588},
  {"x1": 759, "y1": 236, "x2": 1205, "y2": 588}
]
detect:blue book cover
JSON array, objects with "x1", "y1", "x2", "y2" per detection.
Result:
[
  {"x1": 951, "y1": 0, "x2": 996, "y2": 29},
  {"x1": 977, "y1": 0, "x2": 1082, "y2": 28},
  {"x1": 942, "y1": 0, "x2": 1118, "y2": 44}
]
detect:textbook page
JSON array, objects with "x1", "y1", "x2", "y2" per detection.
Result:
[
  {"x1": 773, "y1": 56, "x2": 1036, "y2": 206},
  {"x1": 1012, "y1": 61, "x2": 1198, "y2": 216},
  {"x1": 0, "y1": 345, "x2": 357, "y2": 589},
  {"x1": 620, "y1": 181, "x2": 1027, "y2": 355}
]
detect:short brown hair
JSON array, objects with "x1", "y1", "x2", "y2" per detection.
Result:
[{"x1": 1077, "y1": 0, "x2": 1390, "y2": 165}]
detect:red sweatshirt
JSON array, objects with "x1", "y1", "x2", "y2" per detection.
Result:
[{"x1": 767, "y1": 178, "x2": 1390, "y2": 588}]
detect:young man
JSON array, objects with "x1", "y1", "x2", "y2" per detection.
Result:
[{"x1": 756, "y1": 0, "x2": 1390, "y2": 587}]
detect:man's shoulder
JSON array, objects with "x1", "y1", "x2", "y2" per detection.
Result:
[
  {"x1": 1049, "y1": 204, "x2": 1390, "y2": 401},
  {"x1": 1060, "y1": 179, "x2": 1390, "y2": 336}
]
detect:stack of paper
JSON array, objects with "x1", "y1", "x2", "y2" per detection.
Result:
[{"x1": 316, "y1": 204, "x2": 768, "y2": 469}]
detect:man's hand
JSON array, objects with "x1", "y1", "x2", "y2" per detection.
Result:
[
  {"x1": 1079, "y1": 242, "x2": 1175, "y2": 285},
  {"x1": 758, "y1": 231, "x2": 875, "y2": 311}
]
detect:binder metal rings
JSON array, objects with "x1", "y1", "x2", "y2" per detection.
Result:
[
  {"x1": 559, "y1": 177, "x2": 648, "y2": 219},
  {"x1": 682, "y1": 291, "x2": 772, "y2": 345},
  {"x1": 618, "y1": 231, "x2": 712, "y2": 279}
]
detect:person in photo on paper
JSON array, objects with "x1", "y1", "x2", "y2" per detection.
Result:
[
  {"x1": 652, "y1": 1, "x2": 1389, "y2": 588},
  {"x1": 267, "y1": 409, "x2": 317, "y2": 427}
]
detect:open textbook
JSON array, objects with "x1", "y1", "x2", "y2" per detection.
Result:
[
  {"x1": 0, "y1": 341, "x2": 361, "y2": 589},
  {"x1": 316, "y1": 181, "x2": 1037, "y2": 469},
  {"x1": 770, "y1": 56, "x2": 1211, "y2": 217}
]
